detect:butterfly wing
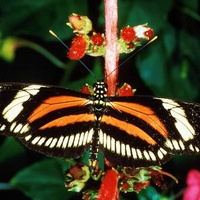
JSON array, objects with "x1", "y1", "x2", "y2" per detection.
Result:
[
  {"x1": 1, "y1": 83, "x2": 200, "y2": 168},
  {"x1": 99, "y1": 95, "x2": 200, "y2": 167},
  {"x1": 0, "y1": 83, "x2": 94, "y2": 159}
]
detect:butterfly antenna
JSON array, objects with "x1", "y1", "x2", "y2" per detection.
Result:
[
  {"x1": 49, "y1": 30, "x2": 97, "y2": 79},
  {"x1": 107, "y1": 36, "x2": 158, "y2": 78}
]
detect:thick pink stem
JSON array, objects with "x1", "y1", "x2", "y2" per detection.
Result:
[{"x1": 104, "y1": 0, "x2": 119, "y2": 96}]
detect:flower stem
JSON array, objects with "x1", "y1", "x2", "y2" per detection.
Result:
[{"x1": 104, "y1": 0, "x2": 119, "y2": 96}]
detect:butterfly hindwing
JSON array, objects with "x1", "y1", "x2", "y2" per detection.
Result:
[{"x1": 0, "y1": 83, "x2": 94, "y2": 159}]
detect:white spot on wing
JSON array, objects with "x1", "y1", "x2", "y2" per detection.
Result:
[
  {"x1": 3, "y1": 85, "x2": 41, "y2": 122},
  {"x1": 13, "y1": 124, "x2": 23, "y2": 133},
  {"x1": 121, "y1": 143, "x2": 126, "y2": 156},
  {"x1": 20, "y1": 123, "x2": 30, "y2": 134},
  {"x1": 165, "y1": 139, "x2": 173, "y2": 150},
  {"x1": 68, "y1": 135, "x2": 74, "y2": 147},
  {"x1": 99, "y1": 130, "x2": 103, "y2": 144},
  {"x1": 25, "y1": 134, "x2": 32, "y2": 141},
  {"x1": 83, "y1": 131, "x2": 88, "y2": 145},
  {"x1": 103, "y1": 133, "x2": 107, "y2": 148},
  {"x1": 157, "y1": 150, "x2": 164, "y2": 160},
  {"x1": 50, "y1": 138, "x2": 57, "y2": 148},
  {"x1": 38, "y1": 137, "x2": 46, "y2": 146},
  {"x1": 195, "y1": 146, "x2": 200, "y2": 152},
  {"x1": 111, "y1": 138, "x2": 115, "y2": 152},
  {"x1": 149, "y1": 151, "x2": 156, "y2": 161},
  {"x1": 179, "y1": 140, "x2": 185, "y2": 150},
  {"x1": 136, "y1": 149, "x2": 143, "y2": 159},
  {"x1": 62, "y1": 136, "x2": 69, "y2": 148},
  {"x1": 32, "y1": 136, "x2": 41, "y2": 145},
  {"x1": 160, "y1": 147, "x2": 167, "y2": 155},
  {"x1": 189, "y1": 144, "x2": 194, "y2": 151},
  {"x1": 189, "y1": 144, "x2": 199, "y2": 152},
  {"x1": 57, "y1": 136, "x2": 64, "y2": 148},
  {"x1": 172, "y1": 139, "x2": 180, "y2": 150},
  {"x1": 45, "y1": 137, "x2": 53, "y2": 147},
  {"x1": 0, "y1": 124, "x2": 6, "y2": 131},
  {"x1": 10, "y1": 122, "x2": 16, "y2": 132},
  {"x1": 132, "y1": 148, "x2": 137, "y2": 159},
  {"x1": 161, "y1": 99, "x2": 195, "y2": 141},
  {"x1": 79, "y1": 132, "x2": 84, "y2": 146},
  {"x1": 143, "y1": 150, "x2": 150, "y2": 160},
  {"x1": 87, "y1": 129, "x2": 93, "y2": 143},
  {"x1": 107, "y1": 135, "x2": 110, "y2": 150},
  {"x1": 126, "y1": 145, "x2": 131, "y2": 157},
  {"x1": 116, "y1": 141, "x2": 120, "y2": 154},
  {"x1": 74, "y1": 134, "x2": 80, "y2": 147}
]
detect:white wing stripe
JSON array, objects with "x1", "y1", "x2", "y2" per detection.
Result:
[{"x1": 161, "y1": 99, "x2": 195, "y2": 141}]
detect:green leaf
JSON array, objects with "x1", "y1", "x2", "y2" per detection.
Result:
[
  {"x1": 137, "y1": 185, "x2": 161, "y2": 200},
  {"x1": 0, "y1": 0, "x2": 88, "y2": 40},
  {"x1": 10, "y1": 158, "x2": 74, "y2": 200},
  {"x1": 0, "y1": 137, "x2": 25, "y2": 164}
]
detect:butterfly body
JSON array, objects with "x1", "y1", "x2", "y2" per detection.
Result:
[{"x1": 0, "y1": 81, "x2": 200, "y2": 168}]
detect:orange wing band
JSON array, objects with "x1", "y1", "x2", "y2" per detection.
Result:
[
  {"x1": 111, "y1": 102, "x2": 168, "y2": 138},
  {"x1": 101, "y1": 115, "x2": 157, "y2": 145},
  {"x1": 39, "y1": 113, "x2": 94, "y2": 130},
  {"x1": 28, "y1": 96, "x2": 89, "y2": 123}
]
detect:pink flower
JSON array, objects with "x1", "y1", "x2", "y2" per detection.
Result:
[{"x1": 183, "y1": 169, "x2": 200, "y2": 200}]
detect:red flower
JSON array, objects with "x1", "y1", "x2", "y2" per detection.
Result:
[
  {"x1": 80, "y1": 84, "x2": 94, "y2": 95},
  {"x1": 134, "y1": 181, "x2": 150, "y2": 192},
  {"x1": 144, "y1": 28, "x2": 153, "y2": 39},
  {"x1": 120, "y1": 27, "x2": 136, "y2": 43},
  {"x1": 68, "y1": 35, "x2": 87, "y2": 60},
  {"x1": 91, "y1": 33, "x2": 104, "y2": 46},
  {"x1": 117, "y1": 83, "x2": 136, "y2": 96},
  {"x1": 183, "y1": 169, "x2": 200, "y2": 200},
  {"x1": 97, "y1": 169, "x2": 119, "y2": 200}
]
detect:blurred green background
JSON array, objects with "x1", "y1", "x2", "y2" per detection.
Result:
[{"x1": 0, "y1": 0, "x2": 200, "y2": 199}]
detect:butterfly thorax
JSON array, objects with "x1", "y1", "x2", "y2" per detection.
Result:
[{"x1": 92, "y1": 81, "x2": 108, "y2": 120}]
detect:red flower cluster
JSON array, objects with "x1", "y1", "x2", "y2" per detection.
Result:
[
  {"x1": 65, "y1": 161, "x2": 176, "y2": 200},
  {"x1": 67, "y1": 13, "x2": 105, "y2": 60},
  {"x1": 67, "y1": 14, "x2": 154, "y2": 60},
  {"x1": 119, "y1": 25, "x2": 153, "y2": 53}
]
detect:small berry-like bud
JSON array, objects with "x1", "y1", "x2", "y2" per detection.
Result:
[
  {"x1": 133, "y1": 24, "x2": 153, "y2": 40},
  {"x1": 91, "y1": 33, "x2": 105, "y2": 46},
  {"x1": 120, "y1": 26, "x2": 136, "y2": 43},
  {"x1": 67, "y1": 13, "x2": 92, "y2": 35},
  {"x1": 68, "y1": 35, "x2": 87, "y2": 60},
  {"x1": 117, "y1": 83, "x2": 136, "y2": 96}
]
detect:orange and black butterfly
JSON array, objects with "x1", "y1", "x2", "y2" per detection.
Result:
[{"x1": 0, "y1": 81, "x2": 200, "y2": 168}]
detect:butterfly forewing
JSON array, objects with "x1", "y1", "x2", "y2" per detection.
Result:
[{"x1": 0, "y1": 83, "x2": 94, "y2": 159}]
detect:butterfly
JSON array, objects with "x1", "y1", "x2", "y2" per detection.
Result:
[{"x1": 0, "y1": 81, "x2": 200, "y2": 168}]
